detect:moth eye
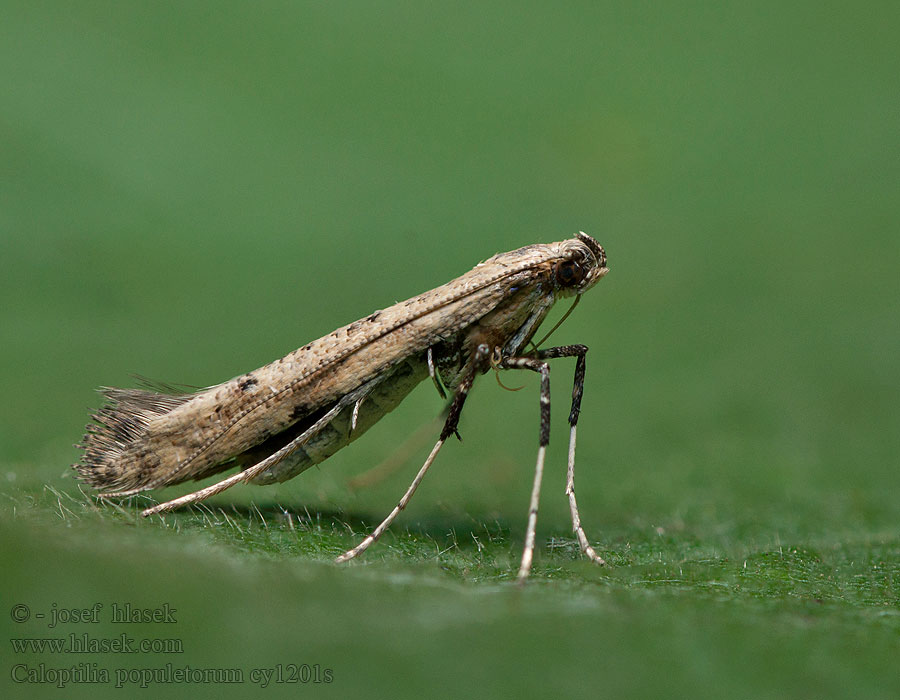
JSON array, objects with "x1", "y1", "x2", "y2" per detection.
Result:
[{"x1": 555, "y1": 260, "x2": 585, "y2": 287}]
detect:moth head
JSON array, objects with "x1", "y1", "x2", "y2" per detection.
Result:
[{"x1": 553, "y1": 231, "x2": 609, "y2": 296}]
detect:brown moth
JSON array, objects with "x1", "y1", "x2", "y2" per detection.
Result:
[{"x1": 77, "y1": 232, "x2": 609, "y2": 581}]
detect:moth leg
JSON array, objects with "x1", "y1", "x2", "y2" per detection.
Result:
[
  {"x1": 427, "y1": 346, "x2": 447, "y2": 399},
  {"x1": 497, "y1": 354, "x2": 552, "y2": 583},
  {"x1": 141, "y1": 380, "x2": 378, "y2": 517},
  {"x1": 349, "y1": 395, "x2": 364, "y2": 435},
  {"x1": 347, "y1": 405, "x2": 448, "y2": 491},
  {"x1": 535, "y1": 344, "x2": 605, "y2": 566},
  {"x1": 335, "y1": 344, "x2": 490, "y2": 564}
]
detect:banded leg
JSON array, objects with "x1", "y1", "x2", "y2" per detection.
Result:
[
  {"x1": 536, "y1": 345, "x2": 604, "y2": 565},
  {"x1": 336, "y1": 344, "x2": 490, "y2": 563},
  {"x1": 497, "y1": 354, "x2": 551, "y2": 583}
]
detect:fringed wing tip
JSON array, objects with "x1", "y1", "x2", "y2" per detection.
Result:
[{"x1": 75, "y1": 386, "x2": 194, "y2": 494}]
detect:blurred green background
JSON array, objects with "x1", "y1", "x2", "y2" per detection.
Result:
[{"x1": 2, "y1": 1, "x2": 898, "y2": 698}]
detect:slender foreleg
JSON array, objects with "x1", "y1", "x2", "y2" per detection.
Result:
[
  {"x1": 535, "y1": 345, "x2": 604, "y2": 565},
  {"x1": 497, "y1": 354, "x2": 551, "y2": 582}
]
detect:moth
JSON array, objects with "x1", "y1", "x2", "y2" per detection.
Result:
[{"x1": 77, "y1": 232, "x2": 609, "y2": 581}]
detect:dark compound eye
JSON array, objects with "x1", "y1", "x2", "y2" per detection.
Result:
[{"x1": 555, "y1": 260, "x2": 585, "y2": 287}]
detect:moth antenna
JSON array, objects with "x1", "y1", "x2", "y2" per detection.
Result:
[{"x1": 532, "y1": 295, "x2": 581, "y2": 350}]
